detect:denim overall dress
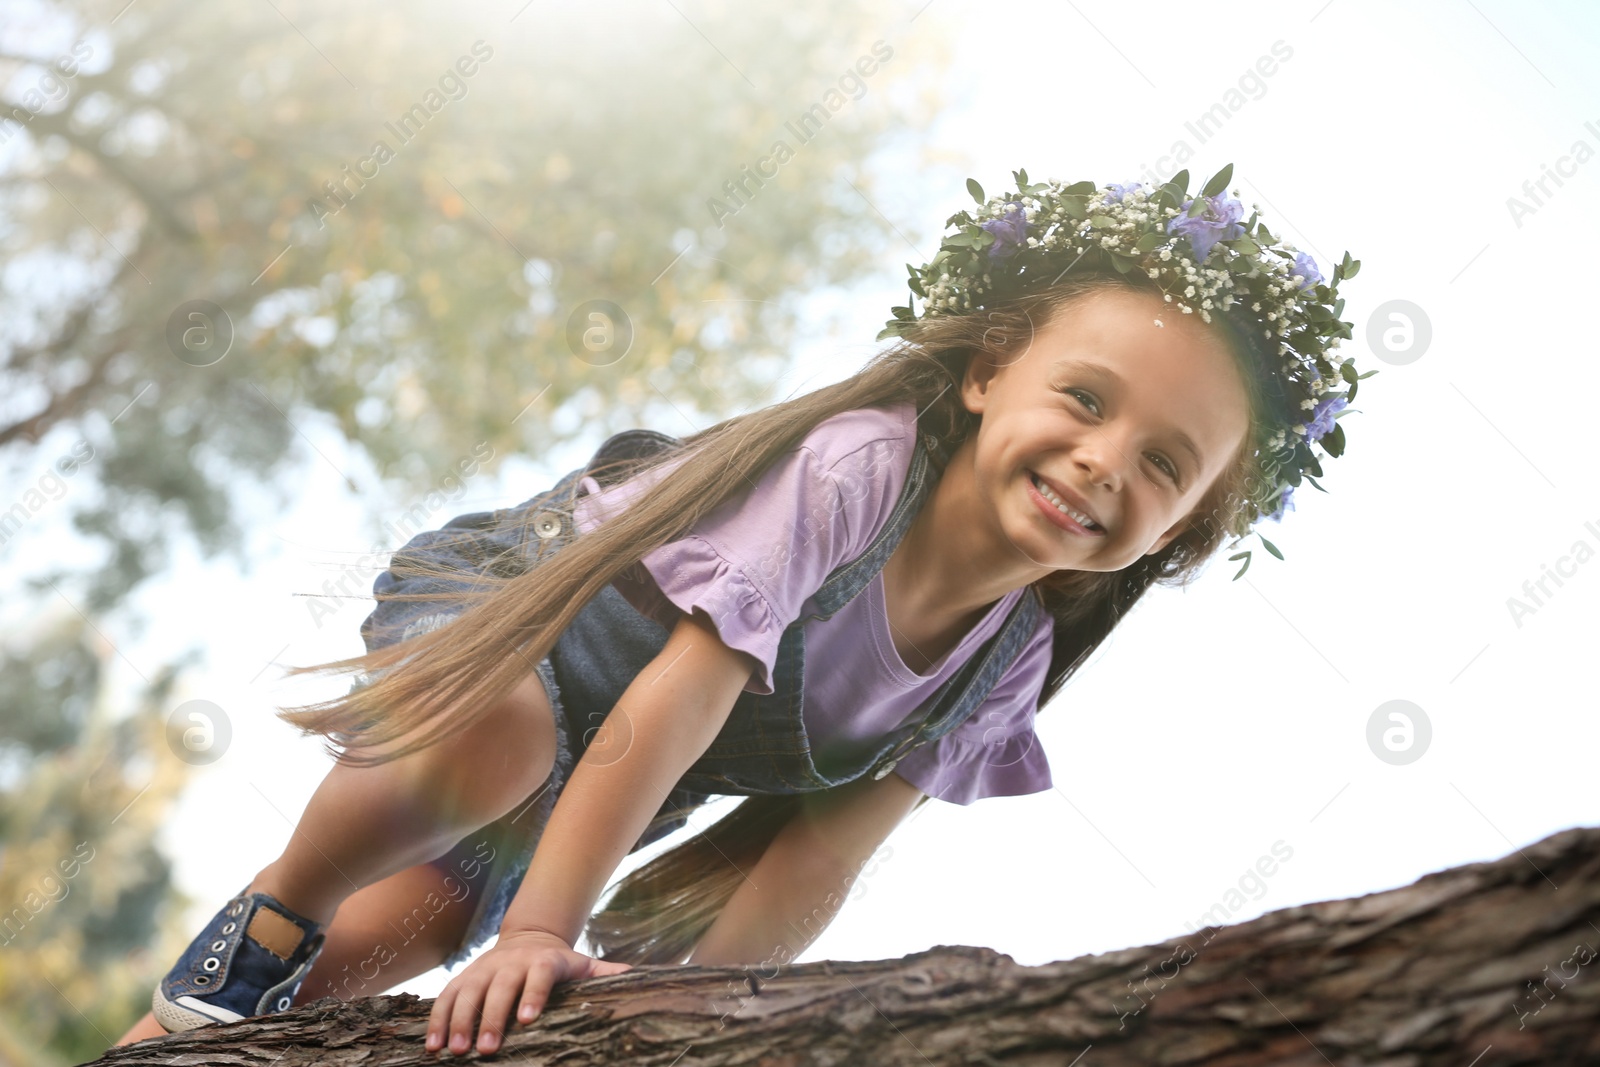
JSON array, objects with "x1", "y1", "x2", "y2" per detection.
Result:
[{"x1": 355, "y1": 422, "x2": 1044, "y2": 968}]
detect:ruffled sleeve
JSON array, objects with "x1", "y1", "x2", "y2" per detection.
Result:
[
  {"x1": 614, "y1": 535, "x2": 789, "y2": 694},
  {"x1": 575, "y1": 431, "x2": 902, "y2": 695},
  {"x1": 889, "y1": 609, "x2": 1055, "y2": 804}
]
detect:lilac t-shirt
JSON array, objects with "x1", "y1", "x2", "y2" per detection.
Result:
[{"x1": 571, "y1": 400, "x2": 1054, "y2": 805}]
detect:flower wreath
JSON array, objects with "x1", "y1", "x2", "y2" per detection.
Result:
[{"x1": 879, "y1": 162, "x2": 1376, "y2": 578}]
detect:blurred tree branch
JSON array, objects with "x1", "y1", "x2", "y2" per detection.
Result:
[{"x1": 1, "y1": 0, "x2": 950, "y2": 610}]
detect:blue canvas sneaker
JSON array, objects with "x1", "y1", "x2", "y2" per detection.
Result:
[{"x1": 152, "y1": 886, "x2": 327, "y2": 1032}]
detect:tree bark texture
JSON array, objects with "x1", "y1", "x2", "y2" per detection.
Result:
[{"x1": 94, "y1": 825, "x2": 1600, "y2": 1066}]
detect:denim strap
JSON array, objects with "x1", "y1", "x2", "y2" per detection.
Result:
[{"x1": 807, "y1": 430, "x2": 937, "y2": 618}]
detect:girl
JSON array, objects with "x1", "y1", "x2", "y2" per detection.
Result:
[{"x1": 116, "y1": 163, "x2": 1366, "y2": 1055}]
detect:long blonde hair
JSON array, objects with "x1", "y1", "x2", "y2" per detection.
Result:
[{"x1": 277, "y1": 271, "x2": 1274, "y2": 963}]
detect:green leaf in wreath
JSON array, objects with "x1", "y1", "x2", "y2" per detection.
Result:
[
  {"x1": 1324, "y1": 422, "x2": 1346, "y2": 458},
  {"x1": 967, "y1": 178, "x2": 985, "y2": 205},
  {"x1": 1201, "y1": 162, "x2": 1234, "y2": 198}
]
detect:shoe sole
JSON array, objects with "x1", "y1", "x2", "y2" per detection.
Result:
[{"x1": 151, "y1": 985, "x2": 239, "y2": 1032}]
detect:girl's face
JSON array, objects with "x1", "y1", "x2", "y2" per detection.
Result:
[{"x1": 960, "y1": 286, "x2": 1253, "y2": 574}]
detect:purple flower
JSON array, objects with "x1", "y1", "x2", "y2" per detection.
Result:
[
  {"x1": 1304, "y1": 396, "x2": 1347, "y2": 442},
  {"x1": 1105, "y1": 181, "x2": 1144, "y2": 203},
  {"x1": 1166, "y1": 192, "x2": 1247, "y2": 261},
  {"x1": 979, "y1": 202, "x2": 1029, "y2": 261},
  {"x1": 1267, "y1": 485, "x2": 1295, "y2": 522},
  {"x1": 1292, "y1": 251, "x2": 1323, "y2": 290}
]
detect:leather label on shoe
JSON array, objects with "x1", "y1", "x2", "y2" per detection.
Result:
[{"x1": 247, "y1": 907, "x2": 305, "y2": 960}]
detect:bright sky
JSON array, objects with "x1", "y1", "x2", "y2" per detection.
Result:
[{"x1": 10, "y1": 0, "x2": 1598, "y2": 1007}]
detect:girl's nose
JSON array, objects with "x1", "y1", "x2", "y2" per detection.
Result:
[{"x1": 1072, "y1": 438, "x2": 1126, "y2": 495}]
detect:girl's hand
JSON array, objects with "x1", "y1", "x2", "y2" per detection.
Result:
[{"x1": 425, "y1": 928, "x2": 633, "y2": 1055}]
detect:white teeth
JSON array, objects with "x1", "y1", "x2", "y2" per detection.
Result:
[{"x1": 1032, "y1": 474, "x2": 1099, "y2": 529}]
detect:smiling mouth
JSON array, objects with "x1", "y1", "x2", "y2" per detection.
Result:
[{"x1": 1027, "y1": 470, "x2": 1105, "y2": 534}]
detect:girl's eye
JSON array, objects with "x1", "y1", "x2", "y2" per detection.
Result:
[
  {"x1": 1065, "y1": 388, "x2": 1100, "y2": 416},
  {"x1": 1063, "y1": 387, "x2": 1182, "y2": 486}
]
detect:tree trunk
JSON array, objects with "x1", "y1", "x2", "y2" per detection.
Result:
[{"x1": 94, "y1": 826, "x2": 1600, "y2": 1066}]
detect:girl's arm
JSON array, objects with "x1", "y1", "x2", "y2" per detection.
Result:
[
  {"x1": 688, "y1": 769, "x2": 924, "y2": 969},
  {"x1": 426, "y1": 607, "x2": 761, "y2": 1055}
]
